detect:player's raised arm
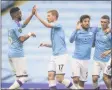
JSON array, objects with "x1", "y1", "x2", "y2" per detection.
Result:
[
  {"x1": 35, "y1": 12, "x2": 53, "y2": 28},
  {"x1": 22, "y1": 6, "x2": 36, "y2": 27},
  {"x1": 34, "y1": 5, "x2": 59, "y2": 28},
  {"x1": 69, "y1": 21, "x2": 81, "y2": 43}
]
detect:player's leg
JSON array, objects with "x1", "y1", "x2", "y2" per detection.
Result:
[
  {"x1": 92, "y1": 61, "x2": 101, "y2": 89},
  {"x1": 9, "y1": 57, "x2": 28, "y2": 89},
  {"x1": 9, "y1": 58, "x2": 16, "y2": 75},
  {"x1": 79, "y1": 60, "x2": 89, "y2": 89},
  {"x1": 71, "y1": 59, "x2": 80, "y2": 89},
  {"x1": 48, "y1": 57, "x2": 57, "y2": 90},
  {"x1": 103, "y1": 59, "x2": 112, "y2": 89},
  {"x1": 55, "y1": 54, "x2": 77, "y2": 89},
  {"x1": 103, "y1": 74, "x2": 111, "y2": 89}
]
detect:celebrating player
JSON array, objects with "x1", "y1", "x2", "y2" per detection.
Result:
[
  {"x1": 92, "y1": 15, "x2": 111, "y2": 89},
  {"x1": 8, "y1": 7, "x2": 36, "y2": 89},
  {"x1": 34, "y1": 5, "x2": 76, "y2": 90},
  {"x1": 69, "y1": 15, "x2": 98, "y2": 89}
]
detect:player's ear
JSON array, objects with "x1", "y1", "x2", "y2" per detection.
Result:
[
  {"x1": 80, "y1": 22, "x2": 82, "y2": 26},
  {"x1": 10, "y1": 13, "x2": 15, "y2": 19}
]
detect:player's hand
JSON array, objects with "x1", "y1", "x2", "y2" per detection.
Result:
[
  {"x1": 101, "y1": 50, "x2": 110, "y2": 58},
  {"x1": 31, "y1": 32, "x2": 36, "y2": 37},
  {"x1": 105, "y1": 28, "x2": 111, "y2": 33},
  {"x1": 33, "y1": 5, "x2": 38, "y2": 14},
  {"x1": 32, "y1": 8, "x2": 36, "y2": 15},
  {"x1": 32, "y1": 5, "x2": 37, "y2": 15},
  {"x1": 76, "y1": 21, "x2": 81, "y2": 30},
  {"x1": 39, "y1": 43, "x2": 47, "y2": 47},
  {"x1": 33, "y1": 5, "x2": 37, "y2": 10}
]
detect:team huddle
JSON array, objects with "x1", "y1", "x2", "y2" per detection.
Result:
[{"x1": 8, "y1": 5, "x2": 111, "y2": 90}]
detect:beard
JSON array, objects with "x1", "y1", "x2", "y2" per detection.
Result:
[
  {"x1": 82, "y1": 25, "x2": 89, "y2": 30},
  {"x1": 18, "y1": 17, "x2": 22, "y2": 21}
]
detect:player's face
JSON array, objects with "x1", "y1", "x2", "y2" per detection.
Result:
[
  {"x1": 47, "y1": 13, "x2": 55, "y2": 23},
  {"x1": 81, "y1": 18, "x2": 90, "y2": 29},
  {"x1": 100, "y1": 19, "x2": 109, "y2": 29},
  {"x1": 14, "y1": 10, "x2": 22, "y2": 21}
]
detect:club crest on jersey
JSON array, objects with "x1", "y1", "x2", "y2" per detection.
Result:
[
  {"x1": 103, "y1": 36, "x2": 107, "y2": 39},
  {"x1": 18, "y1": 29, "x2": 22, "y2": 33}
]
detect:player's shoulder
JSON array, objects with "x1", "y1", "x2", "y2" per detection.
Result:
[
  {"x1": 53, "y1": 21, "x2": 62, "y2": 27},
  {"x1": 90, "y1": 27, "x2": 101, "y2": 33},
  {"x1": 90, "y1": 26, "x2": 100, "y2": 30},
  {"x1": 9, "y1": 21, "x2": 18, "y2": 29}
]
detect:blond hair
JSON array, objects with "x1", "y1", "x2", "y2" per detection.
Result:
[{"x1": 47, "y1": 10, "x2": 59, "y2": 19}]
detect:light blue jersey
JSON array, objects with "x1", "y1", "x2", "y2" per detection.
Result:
[
  {"x1": 94, "y1": 28, "x2": 111, "y2": 62},
  {"x1": 50, "y1": 22, "x2": 67, "y2": 56},
  {"x1": 70, "y1": 27, "x2": 98, "y2": 60},
  {"x1": 8, "y1": 20, "x2": 26, "y2": 58}
]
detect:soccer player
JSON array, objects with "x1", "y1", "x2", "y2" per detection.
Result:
[
  {"x1": 92, "y1": 15, "x2": 111, "y2": 90},
  {"x1": 103, "y1": 49, "x2": 111, "y2": 89},
  {"x1": 34, "y1": 5, "x2": 76, "y2": 90},
  {"x1": 8, "y1": 7, "x2": 36, "y2": 89},
  {"x1": 69, "y1": 15, "x2": 98, "y2": 89}
]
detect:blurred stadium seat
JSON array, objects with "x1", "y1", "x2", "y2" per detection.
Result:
[{"x1": 1, "y1": 1, "x2": 15, "y2": 11}]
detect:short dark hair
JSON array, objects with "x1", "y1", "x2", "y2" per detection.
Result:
[
  {"x1": 80, "y1": 15, "x2": 90, "y2": 22},
  {"x1": 47, "y1": 10, "x2": 59, "y2": 19},
  {"x1": 101, "y1": 15, "x2": 110, "y2": 20},
  {"x1": 10, "y1": 7, "x2": 20, "y2": 15}
]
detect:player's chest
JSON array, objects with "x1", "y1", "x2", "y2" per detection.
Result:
[
  {"x1": 77, "y1": 31, "x2": 94, "y2": 43},
  {"x1": 96, "y1": 32, "x2": 109, "y2": 43}
]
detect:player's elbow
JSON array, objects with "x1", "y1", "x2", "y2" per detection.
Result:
[
  {"x1": 69, "y1": 39, "x2": 74, "y2": 43},
  {"x1": 19, "y1": 37, "x2": 25, "y2": 43},
  {"x1": 45, "y1": 23, "x2": 52, "y2": 28}
]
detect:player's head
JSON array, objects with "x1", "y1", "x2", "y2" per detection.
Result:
[
  {"x1": 47, "y1": 10, "x2": 59, "y2": 23},
  {"x1": 100, "y1": 15, "x2": 110, "y2": 29},
  {"x1": 80, "y1": 15, "x2": 90, "y2": 29},
  {"x1": 10, "y1": 7, "x2": 22, "y2": 21}
]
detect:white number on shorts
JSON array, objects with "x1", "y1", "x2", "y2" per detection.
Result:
[
  {"x1": 86, "y1": 72, "x2": 88, "y2": 79},
  {"x1": 58, "y1": 64, "x2": 64, "y2": 71},
  {"x1": 107, "y1": 65, "x2": 111, "y2": 70}
]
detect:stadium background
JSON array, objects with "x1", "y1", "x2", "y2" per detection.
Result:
[{"x1": 1, "y1": 1, "x2": 111, "y2": 89}]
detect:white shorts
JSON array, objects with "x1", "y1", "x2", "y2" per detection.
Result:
[
  {"x1": 71, "y1": 58, "x2": 89, "y2": 81},
  {"x1": 9, "y1": 57, "x2": 28, "y2": 77},
  {"x1": 104, "y1": 59, "x2": 111, "y2": 76},
  {"x1": 92, "y1": 60, "x2": 107, "y2": 76},
  {"x1": 48, "y1": 54, "x2": 68, "y2": 74}
]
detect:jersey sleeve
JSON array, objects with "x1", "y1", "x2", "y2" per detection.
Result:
[
  {"x1": 51, "y1": 22, "x2": 61, "y2": 29},
  {"x1": 91, "y1": 27, "x2": 99, "y2": 34},
  {"x1": 69, "y1": 30, "x2": 78, "y2": 43}
]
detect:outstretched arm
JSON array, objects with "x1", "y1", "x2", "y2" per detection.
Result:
[
  {"x1": 22, "y1": 6, "x2": 36, "y2": 27},
  {"x1": 33, "y1": 5, "x2": 53, "y2": 28}
]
